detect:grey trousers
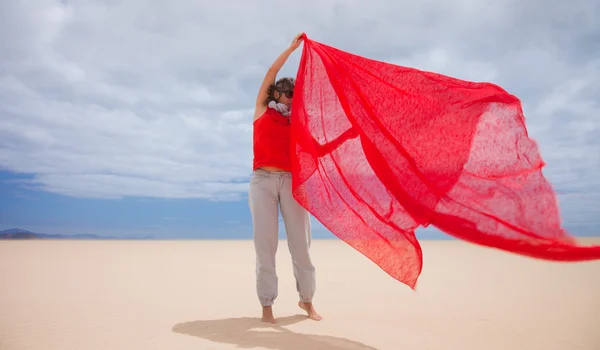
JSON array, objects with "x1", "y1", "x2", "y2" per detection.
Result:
[{"x1": 248, "y1": 169, "x2": 315, "y2": 307}]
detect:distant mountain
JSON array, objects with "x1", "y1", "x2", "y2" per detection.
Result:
[
  {"x1": 0, "y1": 228, "x2": 40, "y2": 239},
  {"x1": 1, "y1": 228, "x2": 37, "y2": 235},
  {"x1": 0, "y1": 228, "x2": 153, "y2": 240}
]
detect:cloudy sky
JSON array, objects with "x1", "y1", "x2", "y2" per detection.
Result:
[{"x1": 1, "y1": 0, "x2": 598, "y2": 239}]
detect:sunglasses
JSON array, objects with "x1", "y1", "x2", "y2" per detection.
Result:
[{"x1": 279, "y1": 89, "x2": 293, "y2": 98}]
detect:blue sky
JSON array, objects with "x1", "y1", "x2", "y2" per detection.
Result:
[
  {"x1": 1, "y1": 0, "x2": 599, "y2": 239},
  {"x1": 1, "y1": 167, "x2": 598, "y2": 239},
  {"x1": 0, "y1": 170, "x2": 253, "y2": 239},
  {"x1": 1, "y1": 170, "x2": 452, "y2": 239}
]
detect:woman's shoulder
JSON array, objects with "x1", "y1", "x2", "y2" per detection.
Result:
[{"x1": 254, "y1": 103, "x2": 270, "y2": 121}]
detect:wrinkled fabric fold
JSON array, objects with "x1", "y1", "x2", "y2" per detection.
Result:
[{"x1": 289, "y1": 34, "x2": 600, "y2": 289}]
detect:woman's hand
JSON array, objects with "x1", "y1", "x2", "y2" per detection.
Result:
[
  {"x1": 254, "y1": 32, "x2": 305, "y2": 118},
  {"x1": 289, "y1": 32, "x2": 304, "y2": 51}
]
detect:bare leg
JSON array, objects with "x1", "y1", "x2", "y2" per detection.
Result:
[
  {"x1": 298, "y1": 301, "x2": 322, "y2": 321},
  {"x1": 262, "y1": 306, "x2": 277, "y2": 324}
]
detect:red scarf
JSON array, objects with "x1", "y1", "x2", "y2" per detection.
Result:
[{"x1": 289, "y1": 34, "x2": 600, "y2": 289}]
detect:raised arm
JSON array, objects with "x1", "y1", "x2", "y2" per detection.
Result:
[
  {"x1": 313, "y1": 127, "x2": 359, "y2": 157},
  {"x1": 254, "y1": 33, "x2": 304, "y2": 120}
]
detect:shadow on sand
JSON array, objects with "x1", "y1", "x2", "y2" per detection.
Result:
[{"x1": 173, "y1": 314, "x2": 377, "y2": 350}]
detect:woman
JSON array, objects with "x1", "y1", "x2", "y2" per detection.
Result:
[{"x1": 249, "y1": 33, "x2": 321, "y2": 324}]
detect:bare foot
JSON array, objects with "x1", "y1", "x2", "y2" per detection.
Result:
[
  {"x1": 261, "y1": 306, "x2": 277, "y2": 324},
  {"x1": 298, "y1": 301, "x2": 322, "y2": 321}
]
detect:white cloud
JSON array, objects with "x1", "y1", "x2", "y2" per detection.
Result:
[{"x1": 0, "y1": 0, "x2": 598, "y2": 230}]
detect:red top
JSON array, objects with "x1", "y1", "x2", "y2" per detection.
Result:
[{"x1": 253, "y1": 108, "x2": 292, "y2": 171}]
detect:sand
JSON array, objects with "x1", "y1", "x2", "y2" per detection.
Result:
[{"x1": 1, "y1": 238, "x2": 599, "y2": 350}]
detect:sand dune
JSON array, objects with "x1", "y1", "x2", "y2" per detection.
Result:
[{"x1": 1, "y1": 239, "x2": 599, "y2": 349}]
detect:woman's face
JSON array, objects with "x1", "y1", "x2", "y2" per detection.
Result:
[{"x1": 279, "y1": 90, "x2": 294, "y2": 108}]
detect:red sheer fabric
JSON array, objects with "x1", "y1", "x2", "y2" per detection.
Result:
[{"x1": 290, "y1": 34, "x2": 600, "y2": 289}]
